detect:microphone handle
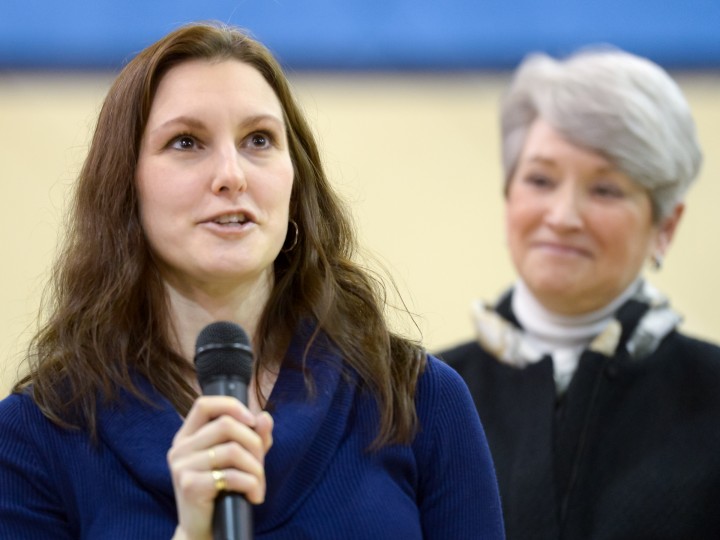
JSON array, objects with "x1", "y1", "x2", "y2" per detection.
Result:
[
  {"x1": 203, "y1": 377, "x2": 253, "y2": 540},
  {"x1": 213, "y1": 492, "x2": 253, "y2": 540}
]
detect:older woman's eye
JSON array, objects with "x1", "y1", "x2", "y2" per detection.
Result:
[
  {"x1": 592, "y1": 182, "x2": 624, "y2": 198},
  {"x1": 525, "y1": 174, "x2": 554, "y2": 189}
]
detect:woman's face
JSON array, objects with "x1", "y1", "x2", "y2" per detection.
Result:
[
  {"x1": 506, "y1": 118, "x2": 665, "y2": 315},
  {"x1": 136, "y1": 59, "x2": 294, "y2": 294}
]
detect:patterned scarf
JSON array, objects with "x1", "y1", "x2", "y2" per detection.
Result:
[{"x1": 472, "y1": 280, "x2": 682, "y2": 391}]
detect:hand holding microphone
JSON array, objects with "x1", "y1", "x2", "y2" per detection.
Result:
[{"x1": 168, "y1": 322, "x2": 273, "y2": 540}]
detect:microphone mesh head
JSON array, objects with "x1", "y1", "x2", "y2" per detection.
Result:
[{"x1": 194, "y1": 321, "x2": 253, "y2": 387}]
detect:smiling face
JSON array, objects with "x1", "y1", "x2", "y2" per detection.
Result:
[
  {"x1": 505, "y1": 118, "x2": 673, "y2": 315},
  {"x1": 136, "y1": 59, "x2": 294, "y2": 295}
]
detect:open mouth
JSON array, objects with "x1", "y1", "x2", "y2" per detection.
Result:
[{"x1": 213, "y1": 213, "x2": 249, "y2": 226}]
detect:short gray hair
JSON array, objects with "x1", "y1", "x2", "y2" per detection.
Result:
[{"x1": 500, "y1": 47, "x2": 702, "y2": 221}]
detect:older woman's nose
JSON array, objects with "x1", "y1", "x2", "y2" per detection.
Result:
[
  {"x1": 211, "y1": 146, "x2": 248, "y2": 195},
  {"x1": 545, "y1": 183, "x2": 583, "y2": 231}
]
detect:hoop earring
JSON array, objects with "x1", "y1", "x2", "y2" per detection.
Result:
[
  {"x1": 282, "y1": 219, "x2": 299, "y2": 253},
  {"x1": 651, "y1": 253, "x2": 663, "y2": 271}
]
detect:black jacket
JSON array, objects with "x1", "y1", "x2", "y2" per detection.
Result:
[{"x1": 440, "y1": 292, "x2": 720, "y2": 540}]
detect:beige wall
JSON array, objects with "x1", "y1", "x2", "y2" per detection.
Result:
[{"x1": 2, "y1": 72, "x2": 719, "y2": 397}]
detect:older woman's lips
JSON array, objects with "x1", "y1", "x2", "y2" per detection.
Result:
[{"x1": 533, "y1": 242, "x2": 592, "y2": 257}]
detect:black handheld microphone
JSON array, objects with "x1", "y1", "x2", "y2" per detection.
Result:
[{"x1": 194, "y1": 321, "x2": 254, "y2": 540}]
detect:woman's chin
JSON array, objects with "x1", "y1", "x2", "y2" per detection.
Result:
[{"x1": 524, "y1": 278, "x2": 590, "y2": 313}]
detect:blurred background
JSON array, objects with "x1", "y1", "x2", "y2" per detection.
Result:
[{"x1": 2, "y1": 0, "x2": 719, "y2": 396}]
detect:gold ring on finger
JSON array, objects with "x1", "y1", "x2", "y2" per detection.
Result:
[{"x1": 212, "y1": 469, "x2": 227, "y2": 492}]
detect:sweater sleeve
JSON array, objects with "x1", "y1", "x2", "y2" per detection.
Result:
[
  {"x1": 414, "y1": 356, "x2": 505, "y2": 539},
  {"x1": 0, "y1": 393, "x2": 75, "y2": 540}
]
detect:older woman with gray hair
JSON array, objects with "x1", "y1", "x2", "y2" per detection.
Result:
[{"x1": 441, "y1": 48, "x2": 720, "y2": 539}]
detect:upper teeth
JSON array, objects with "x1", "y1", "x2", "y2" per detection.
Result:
[{"x1": 215, "y1": 213, "x2": 247, "y2": 224}]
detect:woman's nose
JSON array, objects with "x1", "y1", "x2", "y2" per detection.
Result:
[
  {"x1": 211, "y1": 146, "x2": 247, "y2": 195},
  {"x1": 545, "y1": 184, "x2": 583, "y2": 231}
]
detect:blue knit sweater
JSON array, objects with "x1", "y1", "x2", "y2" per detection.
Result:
[{"x1": 0, "y1": 333, "x2": 504, "y2": 539}]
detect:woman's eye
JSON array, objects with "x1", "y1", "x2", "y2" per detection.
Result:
[
  {"x1": 170, "y1": 135, "x2": 197, "y2": 150},
  {"x1": 593, "y1": 183, "x2": 624, "y2": 198},
  {"x1": 525, "y1": 174, "x2": 553, "y2": 188},
  {"x1": 248, "y1": 132, "x2": 272, "y2": 149}
]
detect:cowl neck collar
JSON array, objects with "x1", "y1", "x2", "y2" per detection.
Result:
[{"x1": 96, "y1": 324, "x2": 354, "y2": 532}]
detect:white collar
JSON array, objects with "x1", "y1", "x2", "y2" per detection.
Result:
[
  {"x1": 471, "y1": 278, "x2": 680, "y2": 395},
  {"x1": 511, "y1": 278, "x2": 641, "y2": 354}
]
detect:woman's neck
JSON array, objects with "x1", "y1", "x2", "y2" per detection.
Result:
[
  {"x1": 512, "y1": 278, "x2": 641, "y2": 351},
  {"x1": 163, "y1": 272, "x2": 274, "y2": 365},
  {"x1": 165, "y1": 272, "x2": 280, "y2": 413}
]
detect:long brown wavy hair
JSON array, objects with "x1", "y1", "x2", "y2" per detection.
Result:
[{"x1": 15, "y1": 22, "x2": 425, "y2": 447}]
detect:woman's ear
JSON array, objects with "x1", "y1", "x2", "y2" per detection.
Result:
[{"x1": 656, "y1": 202, "x2": 685, "y2": 257}]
